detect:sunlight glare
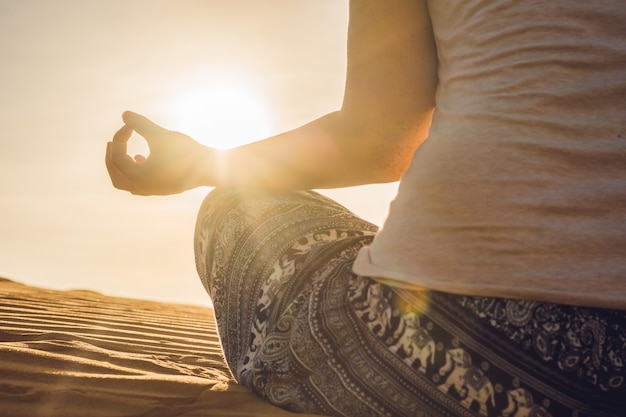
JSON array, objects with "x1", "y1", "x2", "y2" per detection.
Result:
[{"x1": 171, "y1": 81, "x2": 271, "y2": 149}]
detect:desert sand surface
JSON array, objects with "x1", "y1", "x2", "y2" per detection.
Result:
[{"x1": 0, "y1": 278, "x2": 321, "y2": 417}]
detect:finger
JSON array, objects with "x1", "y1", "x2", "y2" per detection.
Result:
[
  {"x1": 111, "y1": 124, "x2": 133, "y2": 156},
  {"x1": 106, "y1": 160, "x2": 135, "y2": 192},
  {"x1": 112, "y1": 124, "x2": 133, "y2": 143},
  {"x1": 134, "y1": 154, "x2": 147, "y2": 163},
  {"x1": 122, "y1": 111, "x2": 168, "y2": 140},
  {"x1": 105, "y1": 141, "x2": 126, "y2": 172},
  {"x1": 105, "y1": 141, "x2": 136, "y2": 192},
  {"x1": 105, "y1": 141, "x2": 112, "y2": 168}
]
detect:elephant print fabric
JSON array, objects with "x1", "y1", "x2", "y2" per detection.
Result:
[{"x1": 195, "y1": 188, "x2": 626, "y2": 417}]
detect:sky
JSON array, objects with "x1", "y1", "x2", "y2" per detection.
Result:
[{"x1": 0, "y1": 0, "x2": 399, "y2": 306}]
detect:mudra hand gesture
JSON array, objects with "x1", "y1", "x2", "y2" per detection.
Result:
[{"x1": 105, "y1": 111, "x2": 214, "y2": 195}]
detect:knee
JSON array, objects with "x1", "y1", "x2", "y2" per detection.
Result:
[
  {"x1": 196, "y1": 188, "x2": 241, "y2": 225},
  {"x1": 193, "y1": 188, "x2": 296, "y2": 290},
  {"x1": 193, "y1": 188, "x2": 243, "y2": 292},
  {"x1": 195, "y1": 188, "x2": 315, "y2": 235}
]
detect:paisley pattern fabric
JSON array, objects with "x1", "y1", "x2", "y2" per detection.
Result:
[{"x1": 194, "y1": 189, "x2": 625, "y2": 417}]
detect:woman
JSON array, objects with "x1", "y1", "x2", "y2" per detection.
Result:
[{"x1": 106, "y1": 1, "x2": 626, "y2": 416}]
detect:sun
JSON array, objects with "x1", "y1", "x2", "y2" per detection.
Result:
[{"x1": 171, "y1": 80, "x2": 272, "y2": 149}]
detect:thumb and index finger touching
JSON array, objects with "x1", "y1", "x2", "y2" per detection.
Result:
[
  {"x1": 122, "y1": 111, "x2": 169, "y2": 143},
  {"x1": 105, "y1": 111, "x2": 172, "y2": 193},
  {"x1": 108, "y1": 111, "x2": 168, "y2": 158},
  {"x1": 106, "y1": 112, "x2": 165, "y2": 184}
]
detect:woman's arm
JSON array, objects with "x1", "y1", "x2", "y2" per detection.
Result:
[{"x1": 106, "y1": 0, "x2": 438, "y2": 194}]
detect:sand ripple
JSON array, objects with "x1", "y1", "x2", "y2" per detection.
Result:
[{"x1": 0, "y1": 278, "x2": 318, "y2": 417}]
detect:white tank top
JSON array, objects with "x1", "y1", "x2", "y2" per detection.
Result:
[{"x1": 353, "y1": 0, "x2": 626, "y2": 309}]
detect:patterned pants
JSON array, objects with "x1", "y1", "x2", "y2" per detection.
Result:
[{"x1": 194, "y1": 188, "x2": 625, "y2": 417}]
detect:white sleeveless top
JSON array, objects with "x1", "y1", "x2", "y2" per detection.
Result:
[{"x1": 353, "y1": 0, "x2": 626, "y2": 309}]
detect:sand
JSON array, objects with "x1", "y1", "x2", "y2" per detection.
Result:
[{"x1": 0, "y1": 278, "x2": 321, "y2": 417}]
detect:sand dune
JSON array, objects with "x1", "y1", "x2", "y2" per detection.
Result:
[{"x1": 0, "y1": 278, "x2": 320, "y2": 417}]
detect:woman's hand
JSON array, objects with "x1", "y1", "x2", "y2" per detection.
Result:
[{"x1": 105, "y1": 111, "x2": 214, "y2": 195}]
